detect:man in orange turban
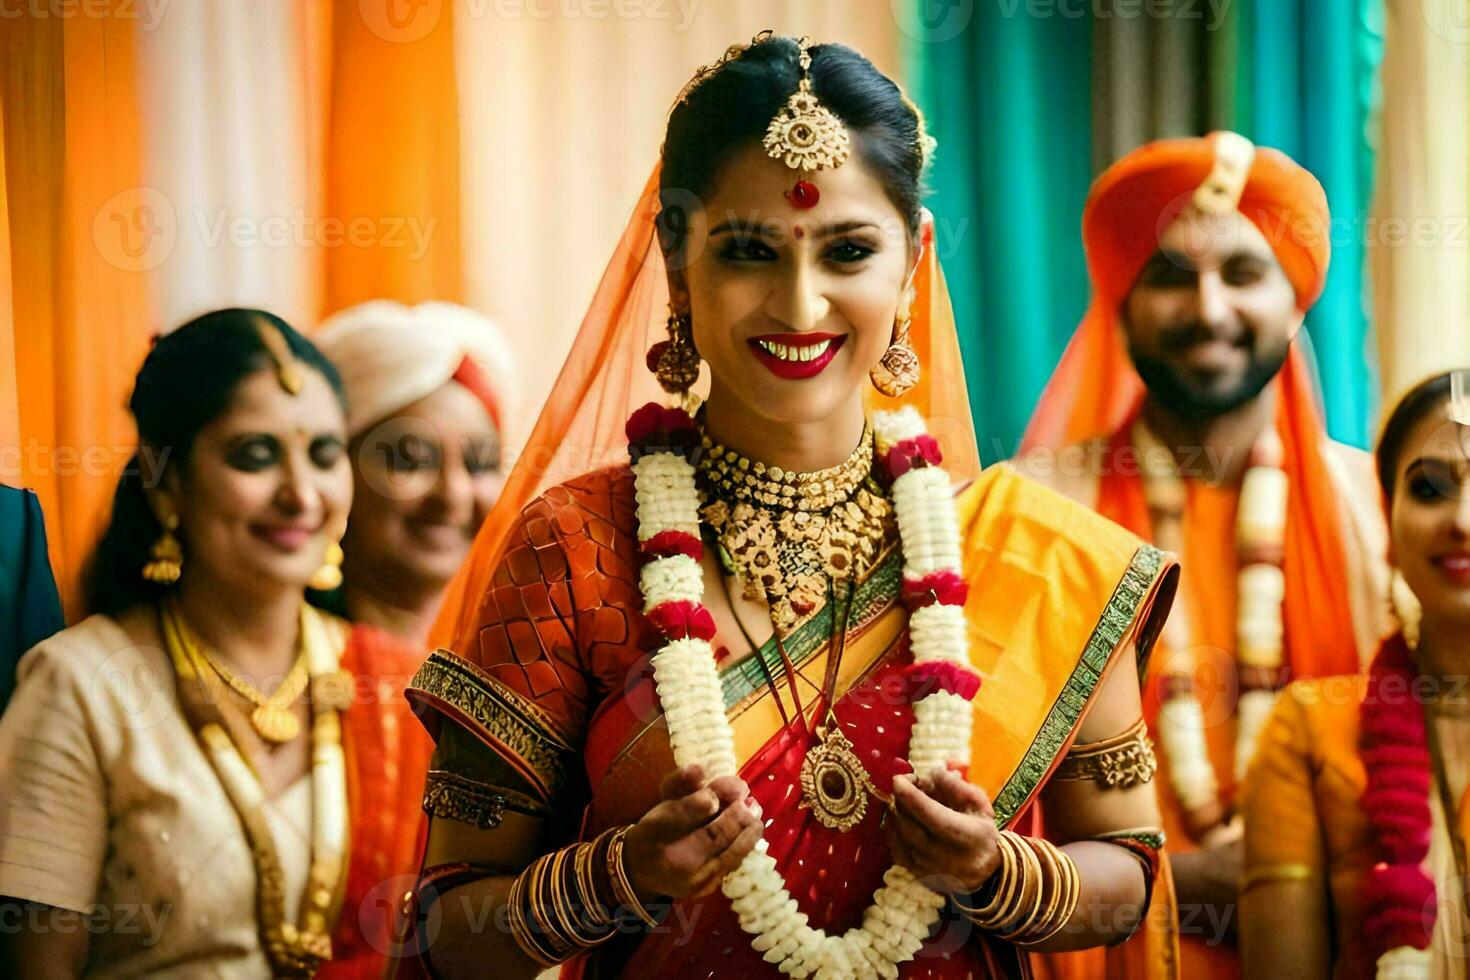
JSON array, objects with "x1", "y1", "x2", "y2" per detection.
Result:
[{"x1": 1018, "y1": 132, "x2": 1390, "y2": 979}]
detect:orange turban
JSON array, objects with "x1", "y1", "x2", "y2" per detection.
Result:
[{"x1": 1023, "y1": 132, "x2": 1333, "y2": 451}]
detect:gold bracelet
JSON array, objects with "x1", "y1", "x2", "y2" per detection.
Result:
[{"x1": 608, "y1": 827, "x2": 659, "y2": 927}]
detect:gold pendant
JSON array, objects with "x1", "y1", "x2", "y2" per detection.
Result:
[
  {"x1": 799, "y1": 726, "x2": 878, "y2": 833},
  {"x1": 252, "y1": 704, "x2": 301, "y2": 744}
]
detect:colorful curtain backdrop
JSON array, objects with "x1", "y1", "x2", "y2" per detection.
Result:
[
  {"x1": 1, "y1": 4, "x2": 155, "y2": 618},
  {"x1": 911, "y1": 0, "x2": 1384, "y2": 460},
  {"x1": 1371, "y1": 0, "x2": 1470, "y2": 412}
]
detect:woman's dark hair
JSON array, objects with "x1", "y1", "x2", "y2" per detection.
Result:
[
  {"x1": 89, "y1": 308, "x2": 346, "y2": 616},
  {"x1": 658, "y1": 35, "x2": 926, "y2": 252},
  {"x1": 1376, "y1": 371, "x2": 1455, "y2": 503}
]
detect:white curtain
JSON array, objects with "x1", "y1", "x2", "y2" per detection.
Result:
[
  {"x1": 1371, "y1": 0, "x2": 1470, "y2": 414},
  {"x1": 454, "y1": 0, "x2": 902, "y2": 439},
  {"x1": 136, "y1": 0, "x2": 325, "y2": 333}
]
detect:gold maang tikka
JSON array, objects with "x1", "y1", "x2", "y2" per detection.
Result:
[
  {"x1": 257, "y1": 322, "x2": 304, "y2": 395},
  {"x1": 763, "y1": 36, "x2": 851, "y2": 209}
]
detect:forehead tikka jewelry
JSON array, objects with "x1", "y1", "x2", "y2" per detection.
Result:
[{"x1": 762, "y1": 36, "x2": 851, "y2": 210}]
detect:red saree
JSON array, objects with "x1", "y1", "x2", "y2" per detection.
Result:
[{"x1": 404, "y1": 462, "x2": 1177, "y2": 978}]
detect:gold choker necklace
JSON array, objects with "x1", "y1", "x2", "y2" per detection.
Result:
[{"x1": 697, "y1": 425, "x2": 893, "y2": 632}]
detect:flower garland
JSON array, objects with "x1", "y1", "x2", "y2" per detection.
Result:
[
  {"x1": 626, "y1": 402, "x2": 983, "y2": 979},
  {"x1": 1361, "y1": 632, "x2": 1435, "y2": 979},
  {"x1": 1134, "y1": 421, "x2": 1288, "y2": 843}
]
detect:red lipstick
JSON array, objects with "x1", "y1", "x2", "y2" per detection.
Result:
[
  {"x1": 747, "y1": 333, "x2": 846, "y2": 381},
  {"x1": 1435, "y1": 551, "x2": 1470, "y2": 586}
]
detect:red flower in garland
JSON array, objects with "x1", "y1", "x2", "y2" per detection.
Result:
[
  {"x1": 646, "y1": 600, "x2": 717, "y2": 642},
  {"x1": 881, "y1": 434, "x2": 944, "y2": 480},
  {"x1": 626, "y1": 401, "x2": 698, "y2": 460},
  {"x1": 902, "y1": 661, "x2": 983, "y2": 702},
  {"x1": 901, "y1": 570, "x2": 969, "y2": 610},
  {"x1": 1359, "y1": 632, "x2": 1436, "y2": 960},
  {"x1": 640, "y1": 530, "x2": 703, "y2": 562}
]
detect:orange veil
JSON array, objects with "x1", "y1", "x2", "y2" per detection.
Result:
[{"x1": 431, "y1": 163, "x2": 977, "y2": 649}]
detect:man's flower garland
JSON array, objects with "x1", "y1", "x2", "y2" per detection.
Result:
[
  {"x1": 626, "y1": 402, "x2": 982, "y2": 979},
  {"x1": 1134, "y1": 421, "x2": 1288, "y2": 843}
]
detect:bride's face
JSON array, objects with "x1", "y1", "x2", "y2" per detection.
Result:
[{"x1": 670, "y1": 142, "x2": 915, "y2": 427}]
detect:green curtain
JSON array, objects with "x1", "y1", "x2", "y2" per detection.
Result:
[
  {"x1": 908, "y1": 8, "x2": 1093, "y2": 463},
  {"x1": 1235, "y1": 0, "x2": 1383, "y2": 448},
  {"x1": 908, "y1": 0, "x2": 1384, "y2": 459}
]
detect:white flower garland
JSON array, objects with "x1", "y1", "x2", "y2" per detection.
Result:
[{"x1": 634, "y1": 405, "x2": 975, "y2": 978}]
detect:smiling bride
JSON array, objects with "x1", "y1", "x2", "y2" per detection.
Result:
[{"x1": 395, "y1": 33, "x2": 1180, "y2": 980}]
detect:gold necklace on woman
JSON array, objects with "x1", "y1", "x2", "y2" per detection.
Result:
[
  {"x1": 161, "y1": 599, "x2": 351, "y2": 977},
  {"x1": 194, "y1": 640, "x2": 310, "y2": 744},
  {"x1": 696, "y1": 424, "x2": 892, "y2": 831},
  {"x1": 696, "y1": 423, "x2": 894, "y2": 633}
]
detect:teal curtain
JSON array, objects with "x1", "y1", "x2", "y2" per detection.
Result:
[
  {"x1": 1216, "y1": 0, "x2": 1383, "y2": 448},
  {"x1": 908, "y1": 0, "x2": 1384, "y2": 459},
  {"x1": 908, "y1": 9, "x2": 1093, "y2": 463}
]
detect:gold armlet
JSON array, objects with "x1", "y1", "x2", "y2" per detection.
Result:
[
  {"x1": 422, "y1": 770, "x2": 550, "y2": 829},
  {"x1": 1053, "y1": 719, "x2": 1156, "y2": 789}
]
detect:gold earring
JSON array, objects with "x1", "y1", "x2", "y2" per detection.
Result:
[
  {"x1": 142, "y1": 513, "x2": 183, "y2": 584},
  {"x1": 649, "y1": 308, "x2": 702, "y2": 395},
  {"x1": 1389, "y1": 568, "x2": 1421, "y2": 650},
  {"x1": 309, "y1": 538, "x2": 345, "y2": 591},
  {"x1": 869, "y1": 314, "x2": 920, "y2": 398}
]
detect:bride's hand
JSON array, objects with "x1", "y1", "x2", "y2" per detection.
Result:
[
  {"x1": 885, "y1": 769, "x2": 1001, "y2": 895},
  {"x1": 623, "y1": 764, "x2": 764, "y2": 904}
]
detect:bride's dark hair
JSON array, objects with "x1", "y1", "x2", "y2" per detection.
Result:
[{"x1": 658, "y1": 34, "x2": 927, "y2": 252}]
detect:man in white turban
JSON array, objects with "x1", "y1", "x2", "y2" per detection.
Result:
[{"x1": 315, "y1": 300, "x2": 516, "y2": 646}]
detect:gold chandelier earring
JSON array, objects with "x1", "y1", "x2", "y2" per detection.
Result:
[
  {"x1": 648, "y1": 306, "x2": 702, "y2": 396},
  {"x1": 869, "y1": 311, "x2": 920, "y2": 398},
  {"x1": 309, "y1": 537, "x2": 345, "y2": 591},
  {"x1": 142, "y1": 512, "x2": 183, "y2": 584}
]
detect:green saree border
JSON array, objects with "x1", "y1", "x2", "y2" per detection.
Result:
[
  {"x1": 992, "y1": 543, "x2": 1167, "y2": 826},
  {"x1": 717, "y1": 544, "x2": 903, "y2": 711}
]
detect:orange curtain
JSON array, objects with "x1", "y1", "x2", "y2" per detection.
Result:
[
  {"x1": 1, "y1": 5, "x2": 154, "y2": 617},
  {"x1": 323, "y1": 0, "x2": 462, "y2": 314}
]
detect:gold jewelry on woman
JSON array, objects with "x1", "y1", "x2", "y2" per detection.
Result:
[
  {"x1": 142, "y1": 512, "x2": 183, "y2": 584},
  {"x1": 763, "y1": 37, "x2": 851, "y2": 177},
  {"x1": 258, "y1": 322, "x2": 305, "y2": 395},
  {"x1": 507, "y1": 826, "x2": 651, "y2": 967},
  {"x1": 308, "y1": 539, "x2": 345, "y2": 592},
  {"x1": 869, "y1": 315, "x2": 920, "y2": 398},
  {"x1": 696, "y1": 423, "x2": 893, "y2": 632},
  {"x1": 160, "y1": 599, "x2": 348, "y2": 976},
  {"x1": 1052, "y1": 718, "x2": 1157, "y2": 789},
  {"x1": 957, "y1": 831, "x2": 1080, "y2": 946},
  {"x1": 170, "y1": 606, "x2": 311, "y2": 744},
  {"x1": 653, "y1": 308, "x2": 702, "y2": 397}
]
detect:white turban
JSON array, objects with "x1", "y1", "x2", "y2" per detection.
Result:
[{"x1": 315, "y1": 301, "x2": 517, "y2": 437}]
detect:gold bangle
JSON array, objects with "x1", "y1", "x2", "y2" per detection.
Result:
[
  {"x1": 967, "y1": 832, "x2": 1018, "y2": 924},
  {"x1": 998, "y1": 834, "x2": 1045, "y2": 941},
  {"x1": 608, "y1": 827, "x2": 659, "y2": 928}
]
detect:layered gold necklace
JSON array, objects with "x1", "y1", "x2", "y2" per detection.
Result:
[
  {"x1": 161, "y1": 599, "x2": 350, "y2": 977},
  {"x1": 696, "y1": 424, "x2": 894, "y2": 633}
]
